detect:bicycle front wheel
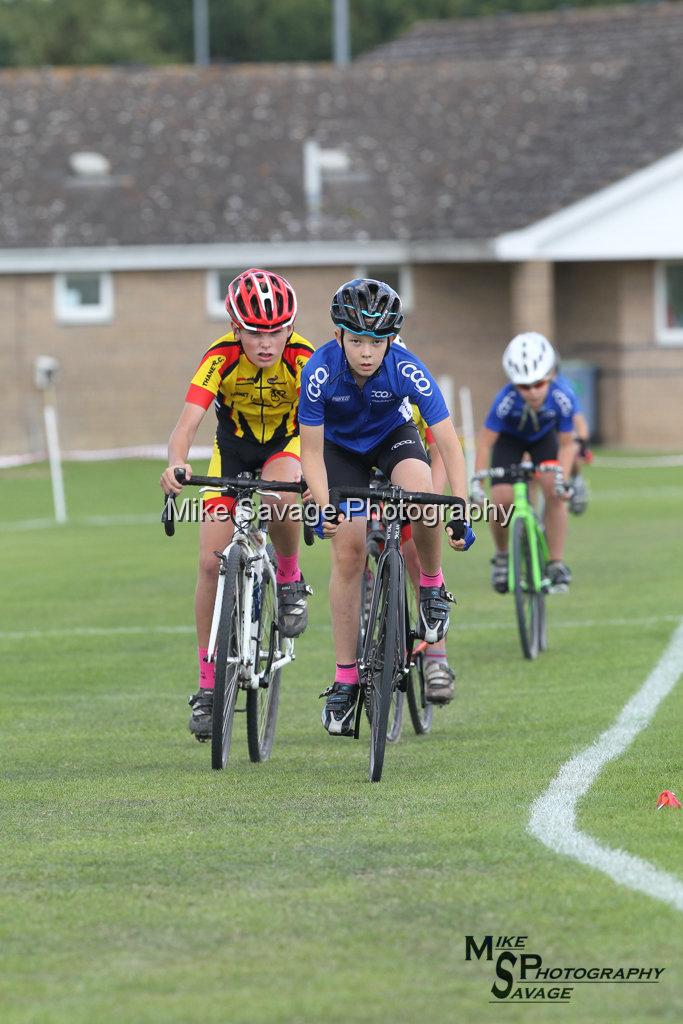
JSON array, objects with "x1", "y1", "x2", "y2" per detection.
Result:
[
  {"x1": 212, "y1": 544, "x2": 245, "y2": 770},
  {"x1": 361, "y1": 539, "x2": 403, "y2": 743},
  {"x1": 512, "y1": 517, "x2": 540, "y2": 660},
  {"x1": 364, "y1": 548, "x2": 404, "y2": 782},
  {"x1": 246, "y1": 545, "x2": 282, "y2": 763}
]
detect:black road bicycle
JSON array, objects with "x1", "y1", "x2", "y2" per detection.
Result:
[{"x1": 330, "y1": 483, "x2": 457, "y2": 782}]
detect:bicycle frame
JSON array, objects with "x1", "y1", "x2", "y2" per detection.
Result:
[
  {"x1": 358, "y1": 518, "x2": 407, "y2": 685},
  {"x1": 206, "y1": 494, "x2": 294, "y2": 690},
  {"x1": 507, "y1": 479, "x2": 549, "y2": 594}
]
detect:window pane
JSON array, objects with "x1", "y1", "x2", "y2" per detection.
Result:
[
  {"x1": 65, "y1": 273, "x2": 101, "y2": 307},
  {"x1": 665, "y1": 265, "x2": 683, "y2": 328},
  {"x1": 366, "y1": 265, "x2": 400, "y2": 293},
  {"x1": 216, "y1": 269, "x2": 243, "y2": 303}
]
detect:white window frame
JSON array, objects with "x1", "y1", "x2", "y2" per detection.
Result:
[
  {"x1": 54, "y1": 271, "x2": 114, "y2": 325},
  {"x1": 654, "y1": 261, "x2": 683, "y2": 346},
  {"x1": 206, "y1": 268, "x2": 243, "y2": 321},
  {"x1": 353, "y1": 263, "x2": 414, "y2": 314}
]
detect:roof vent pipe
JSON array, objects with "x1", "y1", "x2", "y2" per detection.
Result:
[{"x1": 304, "y1": 139, "x2": 351, "y2": 220}]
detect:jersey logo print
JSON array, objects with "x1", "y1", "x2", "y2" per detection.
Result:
[
  {"x1": 306, "y1": 366, "x2": 329, "y2": 401},
  {"x1": 497, "y1": 392, "x2": 516, "y2": 418},
  {"x1": 552, "y1": 388, "x2": 573, "y2": 416},
  {"x1": 397, "y1": 360, "x2": 432, "y2": 395}
]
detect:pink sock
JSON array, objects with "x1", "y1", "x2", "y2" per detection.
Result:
[
  {"x1": 276, "y1": 554, "x2": 301, "y2": 585},
  {"x1": 198, "y1": 647, "x2": 215, "y2": 690},
  {"x1": 420, "y1": 569, "x2": 444, "y2": 588},
  {"x1": 335, "y1": 662, "x2": 359, "y2": 686},
  {"x1": 426, "y1": 645, "x2": 447, "y2": 659}
]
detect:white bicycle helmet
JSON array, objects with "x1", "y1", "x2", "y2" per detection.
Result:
[{"x1": 502, "y1": 332, "x2": 556, "y2": 385}]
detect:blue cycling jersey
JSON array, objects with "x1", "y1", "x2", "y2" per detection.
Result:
[
  {"x1": 298, "y1": 340, "x2": 449, "y2": 453},
  {"x1": 484, "y1": 381, "x2": 574, "y2": 442}
]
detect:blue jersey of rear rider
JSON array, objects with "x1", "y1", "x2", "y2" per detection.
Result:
[{"x1": 484, "y1": 378, "x2": 575, "y2": 442}]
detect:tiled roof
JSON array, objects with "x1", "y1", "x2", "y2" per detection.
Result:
[
  {"x1": 361, "y1": 2, "x2": 683, "y2": 64},
  {"x1": 1, "y1": 4, "x2": 682, "y2": 249}
]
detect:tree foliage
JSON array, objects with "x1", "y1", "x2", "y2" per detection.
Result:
[{"x1": 0, "y1": 0, "x2": 654, "y2": 68}]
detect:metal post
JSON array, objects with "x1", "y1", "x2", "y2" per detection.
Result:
[
  {"x1": 194, "y1": 0, "x2": 210, "y2": 66},
  {"x1": 333, "y1": 0, "x2": 350, "y2": 66},
  {"x1": 43, "y1": 395, "x2": 67, "y2": 524},
  {"x1": 459, "y1": 384, "x2": 476, "y2": 486}
]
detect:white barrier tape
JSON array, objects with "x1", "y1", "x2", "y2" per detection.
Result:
[{"x1": 0, "y1": 445, "x2": 213, "y2": 469}]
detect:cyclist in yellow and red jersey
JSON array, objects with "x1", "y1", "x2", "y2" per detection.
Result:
[{"x1": 160, "y1": 269, "x2": 314, "y2": 741}]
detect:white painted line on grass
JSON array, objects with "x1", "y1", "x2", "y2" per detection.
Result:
[
  {"x1": 528, "y1": 618, "x2": 683, "y2": 913},
  {"x1": 0, "y1": 514, "x2": 159, "y2": 532},
  {"x1": 0, "y1": 615, "x2": 681, "y2": 643},
  {"x1": 0, "y1": 625, "x2": 196, "y2": 641},
  {"x1": 594, "y1": 454, "x2": 683, "y2": 469}
]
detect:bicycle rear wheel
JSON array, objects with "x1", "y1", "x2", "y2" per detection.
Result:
[
  {"x1": 405, "y1": 583, "x2": 433, "y2": 735},
  {"x1": 360, "y1": 538, "x2": 403, "y2": 743},
  {"x1": 512, "y1": 517, "x2": 540, "y2": 660},
  {"x1": 363, "y1": 548, "x2": 404, "y2": 782},
  {"x1": 246, "y1": 545, "x2": 282, "y2": 763},
  {"x1": 212, "y1": 544, "x2": 245, "y2": 770}
]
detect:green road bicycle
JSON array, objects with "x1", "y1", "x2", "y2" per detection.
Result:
[{"x1": 474, "y1": 461, "x2": 564, "y2": 660}]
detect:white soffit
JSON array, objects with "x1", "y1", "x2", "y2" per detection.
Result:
[{"x1": 496, "y1": 146, "x2": 683, "y2": 261}]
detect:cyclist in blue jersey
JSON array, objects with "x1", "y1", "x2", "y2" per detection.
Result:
[
  {"x1": 553, "y1": 369, "x2": 592, "y2": 515},
  {"x1": 471, "y1": 332, "x2": 575, "y2": 593},
  {"x1": 299, "y1": 278, "x2": 473, "y2": 736}
]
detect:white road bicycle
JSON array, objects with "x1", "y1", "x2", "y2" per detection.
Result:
[{"x1": 163, "y1": 469, "x2": 302, "y2": 769}]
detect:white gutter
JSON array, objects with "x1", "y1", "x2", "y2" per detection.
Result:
[{"x1": 0, "y1": 238, "x2": 496, "y2": 274}]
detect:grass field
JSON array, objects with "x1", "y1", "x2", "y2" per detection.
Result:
[{"x1": 1, "y1": 456, "x2": 682, "y2": 1024}]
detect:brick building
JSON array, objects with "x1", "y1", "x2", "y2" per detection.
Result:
[{"x1": 1, "y1": 2, "x2": 682, "y2": 455}]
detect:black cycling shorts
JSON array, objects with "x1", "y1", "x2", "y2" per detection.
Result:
[
  {"x1": 324, "y1": 422, "x2": 429, "y2": 492},
  {"x1": 203, "y1": 433, "x2": 300, "y2": 511},
  {"x1": 491, "y1": 430, "x2": 558, "y2": 484}
]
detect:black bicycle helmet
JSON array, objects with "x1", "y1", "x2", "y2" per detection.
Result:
[{"x1": 330, "y1": 278, "x2": 404, "y2": 339}]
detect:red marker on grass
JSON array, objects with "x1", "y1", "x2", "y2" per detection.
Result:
[{"x1": 656, "y1": 790, "x2": 682, "y2": 810}]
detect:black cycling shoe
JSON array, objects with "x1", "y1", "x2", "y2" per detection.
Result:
[
  {"x1": 417, "y1": 585, "x2": 454, "y2": 644},
  {"x1": 546, "y1": 560, "x2": 572, "y2": 592},
  {"x1": 277, "y1": 575, "x2": 312, "y2": 638},
  {"x1": 491, "y1": 553, "x2": 509, "y2": 594},
  {"x1": 188, "y1": 688, "x2": 213, "y2": 741},
  {"x1": 320, "y1": 682, "x2": 358, "y2": 736}
]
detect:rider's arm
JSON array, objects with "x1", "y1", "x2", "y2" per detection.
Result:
[
  {"x1": 299, "y1": 424, "x2": 329, "y2": 508},
  {"x1": 161, "y1": 402, "x2": 206, "y2": 494},
  {"x1": 426, "y1": 431, "x2": 448, "y2": 493},
  {"x1": 474, "y1": 427, "x2": 498, "y2": 474},
  {"x1": 573, "y1": 411, "x2": 589, "y2": 442},
  {"x1": 558, "y1": 430, "x2": 575, "y2": 483},
  {"x1": 427, "y1": 417, "x2": 467, "y2": 502}
]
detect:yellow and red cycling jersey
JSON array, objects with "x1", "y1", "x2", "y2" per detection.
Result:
[{"x1": 186, "y1": 330, "x2": 314, "y2": 447}]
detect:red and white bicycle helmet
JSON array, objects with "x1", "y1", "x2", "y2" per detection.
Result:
[{"x1": 226, "y1": 268, "x2": 297, "y2": 332}]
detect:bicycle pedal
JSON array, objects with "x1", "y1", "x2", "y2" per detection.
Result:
[{"x1": 194, "y1": 735, "x2": 209, "y2": 743}]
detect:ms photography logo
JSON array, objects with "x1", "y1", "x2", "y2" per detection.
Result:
[{"x1": 465, "y1": 935, "x2": 666, "y2": 1004}]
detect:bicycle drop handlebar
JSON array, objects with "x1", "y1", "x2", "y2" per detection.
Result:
[
  {"x1": 162, "y1": 467, "x2": 306, "y2": 537},
  {"x1": 329, "y1": 484, "x2": 463, "y2": 509},
  {"x1": 472, "y1": 461, "x2": 566, "y2": 494}
]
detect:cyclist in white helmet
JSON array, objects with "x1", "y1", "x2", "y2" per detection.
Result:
[{"x1": 472, "y1": 332, "x2": 575, "y2": 592}]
